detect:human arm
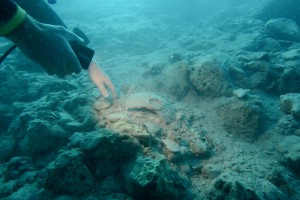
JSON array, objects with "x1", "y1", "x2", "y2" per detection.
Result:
[{"x1": 0, "y1": 1, "x2": 83, "y2": 77}]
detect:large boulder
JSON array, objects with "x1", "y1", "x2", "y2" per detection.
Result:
[
  {"x1": 189, "y1": 57, "x2": 231, "y2": 97},
  {"x1": 69, "y1": 129, "x2": 142, "y2": 179},
  {"x1": 43, "y1": 149, "x2": 94, "y2": 195},
  {"x1": 18, "y1": 119, "x2": 68, "y2": 156},
  {"x1": 216, "y1": 97, "x2": 264, "y2": 141},
  {"x1": 123, "y1": 153, "x2": 193, "y2": 199},
  {"x1": 255, "y1": 0, "x2": 300, "y2": 27},
  {"x1": 265, "y1": 18, "x2": 300, "y2": 41}
]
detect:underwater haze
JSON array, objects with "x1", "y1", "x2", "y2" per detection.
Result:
[{"x1": 0, "y1": 0, "x2": 300, "y2": 199}]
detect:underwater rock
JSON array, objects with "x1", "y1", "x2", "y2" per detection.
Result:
[
  {"x1": 162, "y1": 138, "x2": 181, "y2": 162},
  {"x1": 240, "y1": 32, "x2": 266, "y2": 52},
  {"x1": 0, "y1": 136, "x2": 15, "y2": 161},
  {"x1": 201, "y1": 164, "x2": 222, "y2": 179},
  {"x1": 0, "y1": 103, "x2": 13, "y2": 133},
  {"x1": 255, "y1": 0, "x2": 300, "y2": 27},
  {"x1": 228, "y1": 66, "x2": 248, "y2": 87},
  {"x1": 159, "y1": 62, "x2": 190, "y2": 99},
  {"x1": 277, "y1": 135, "x2": 300, "y2": 154},
  {"x1": 188, "y1": 140, "x2": 209, "y2": 158},
  {"x1": 143, "y1": 122, "x2": 162, "y2": 136},
  {"x1": 168, "y1": 52, "x2": 184, "y2": 63},
  {"x1": 44, "y1": 149, "x2": 94, "y2": 195},
  {"x1": 5, "y1": 184, "x2": 42, "y2": 200},
  {"x1": 125, "y1": 92, "x2": 176, "y2": 124},
  {"x1": 284, "y1": 144, "x2": 300, "y2": 175},
  {"x1": 265, "y1": 18, "x2": 300, "y2": 41},
  {"x1": 277, "y1": 64, "x2": 300, "y2": 94},
  {"x1": 19, "y1": 119, "x2": 69, "y2": 156},
  {"x1": 216, "y1": 97, "x2": 264, "y2": 141},
  {"x1": 4, "y1": 156, "x2": 33, "y2": 181},
  {"x1": 123, "y1": 154, "x2": 193, "y2": 199},
  {"x1": 210, "y1": 172, "x2": 260, "y2": 200},
  {"x1": 233, "y1": 88, "x2": 250, "y2": 99},
  {"x1": 282, "y1": 48, "x2": 300, "y2": 61},
  {"x1": 109, "y1": 121, "x2": 152, "y2": 146},
  {"x1": 275, "y1": 115, "x2": 300, "y2": 135},
  {"x1": 69, "y1": 129, "x2": 142, "y2": 179},
  {"x1": 189, "y1": 57, "x2": 231, "y2": 97},
  {"x1": 143, "y1": 63, "x2": 166, "y2": 76},
  {"x1": 280, "y1": 93, "x2": 300, "y2": 121},
  {"x1": 243, "y1": 60, "x2": 271, "y2": 90}
]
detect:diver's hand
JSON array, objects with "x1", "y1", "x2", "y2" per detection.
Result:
[
  {"x1": 6, "y1": 15, "x2": 82, "y2": 77},
  {"x1": 88, "y1": 60, "x2": 117, "y2": 98}
]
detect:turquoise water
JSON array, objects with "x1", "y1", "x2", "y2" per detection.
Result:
[{"x1": 0, "y1": 0, "x2": 300, "y2": 199}]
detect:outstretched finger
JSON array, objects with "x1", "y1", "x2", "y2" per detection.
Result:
[{"x1": 104, "y1": 78, "x2": 117, "y2": 98}]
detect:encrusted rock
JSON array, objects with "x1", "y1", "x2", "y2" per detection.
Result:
[
  {"x1": 275, "y1": 115, "x2": 300, "y2": 135},
  {"x1": 280, "y1": 93, "x2": 300, "y2": 121},
  {"x1": 44, "y1": 149, "x2": 94, "y2": 195},
  {"x1": 69, "y1": 129, "x2": 142, "y2": 179},
  {"x1": 189, "y1": 57, "x2": 231, "y2": 97},
  {"x1": 216, "y1": 97, "x2": 264, "y2": 141},
  {"x1": 123, "y1": 154, "x2": 193, "y2": 199},
  {"x1": 19, "y1": 119, "x2": 69, "y2": 156}
]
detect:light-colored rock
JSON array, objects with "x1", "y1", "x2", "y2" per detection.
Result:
[
  {"x1": 233, "y1": 88, "x2": 250, "y2": 99},
  {"x1": 162, "y1": 139, "x2": 180, "y2": 153}
]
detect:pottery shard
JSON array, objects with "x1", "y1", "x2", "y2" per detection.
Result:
[{"x1": 125, "y1": 92, "x2": 176, "y2": 124}]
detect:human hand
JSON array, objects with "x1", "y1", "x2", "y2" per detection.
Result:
[
  {"x1": 88, "y1": 60, "x2": 117, "y2": 98},
  {"x1": 6, "y1": 15, "x2": 83, "y2": 77}
]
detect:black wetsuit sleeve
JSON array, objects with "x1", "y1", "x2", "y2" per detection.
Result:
[{"x1": 0, "y1": 0, "x2": 18, "y2": 26}]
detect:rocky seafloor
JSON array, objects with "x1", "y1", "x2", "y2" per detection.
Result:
[{"x1": 0, "y1": 0, "x2": 300, "y2": 199}]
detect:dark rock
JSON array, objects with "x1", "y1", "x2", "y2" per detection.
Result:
[
  {"x1": 19, "y1": 119, "x2": 68, "y2": 156},
  {"x1": 69, "y1": 129, "x2": 142, "y2": 179},
  {"x1": 5, "y1": 156, "x2": 33, "y2": 180},
  {"x1": 276, "y1": 63, "x2": 300, "y2": 94},
  {"x1": 123, "y1": 154, "x2": 193, "y2": 200},
  {"x1": 44, "y1": 149, "x2": 94, "y2": 195},
  {"x1": 0, "y1": 136, "x2": 15, "y2": 162},
  {"x1": 211, "y1": 173, "x2": 260, "y2": 200}
]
